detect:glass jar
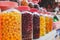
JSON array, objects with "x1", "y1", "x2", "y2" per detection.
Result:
[
  {"x1": 22, "y1": 11, "x2": 33, "y2": 40},
  {"x1": 49, "y1": 15, "x2": 53, "y2": 32},
  {"x1": 40, "y1": 14, "x2": 46, "y2": 36},
  {"x1": 0, "y1": 14, "x2": 2, "y2": 40},
  {"x1": 1, "y1": 9, "x2": 22, "y2": 40},
  {"x1": 33, "y1": 12, "x2": 40, "y2": 39},
  {"x1": 45, "y1": 14, "x2": 50, "y2": 33},
  {"x1": 45, "y1": 14, "x2": 53, "y2": 33}
]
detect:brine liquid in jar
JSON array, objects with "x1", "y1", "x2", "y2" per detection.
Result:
[
  {"x1": 40, "y1": 15, "x2": 46, "y2": 36},
  {"x1": 1, "y1": 11, "x2": 22, "y2": 40},
  {"x1": 33, "y1": 13, "x2": 40, "y2": 39},
  {"x1": 22, "y1": 12, "x2": 33, "y2": 40}
]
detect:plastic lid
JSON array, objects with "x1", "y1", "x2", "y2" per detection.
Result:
[
  {"x1": 17, "y1": 6, "x2": 30, "y2": 11},
  {"x1": 30, "y1": 8, "x2": 38, "y2": 12},
  {"x1": 0, "y1": 1, "x2": 18, "y2": 10}
]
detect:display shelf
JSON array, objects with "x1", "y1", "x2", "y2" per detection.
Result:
[{"x1": 34, "y1": 30, "x2": 57, "y2": 40}]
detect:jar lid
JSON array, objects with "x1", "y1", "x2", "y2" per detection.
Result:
[
  {"x1": 30, "y1": 8, "x2": 38, "y2": 12},
  {"x1": 0, "y1": 1, "x2": 18, "y2": 10},
  {"x1": 17, "y1": 6, "x2": 30, "y2": 11},
  {"x1": 32, "y1": 0, "x2": 39, "y2": 4}
]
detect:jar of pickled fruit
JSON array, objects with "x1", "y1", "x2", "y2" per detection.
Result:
[
  {"x1": 22, "y1": 11, "x2": 33, "y2": 40},
  {"x1": 45, "y1": 14, "x2": 50, "y2": 33},
  {"x1": 40, "y1": 14, "x2": 46, "y2": 36},
  {"x1": 45, "y1": 14, "x2": 53, "y2": 33},
  {"x1": 0, "y1": 14, "x2": 2, "y2": 40},
  {"x1": 1, "y1": 9, "x2": 22, "y2": 40},
  {"x1": 49, "y1": 15, "x2": 53, "y2": 32},
  {"x1": 33, "y1": 12, "x2": 40, "y2": 39}
]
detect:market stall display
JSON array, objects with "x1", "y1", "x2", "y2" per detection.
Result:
[{"x1": 0, "y1": 0, "x2": 58, "y2": 40}]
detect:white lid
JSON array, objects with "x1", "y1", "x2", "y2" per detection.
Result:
[
  {"x1": 22, "y1": 11, "x2": 32, "y2": 14},
  {"x1": 33, "y1": 12, "x2": 40, "y2": 16},
  {"x1": 40, "y1": 13, "x2": 43, "y2": 16}
]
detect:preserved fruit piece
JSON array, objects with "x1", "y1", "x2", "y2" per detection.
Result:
[
  {"x1": 22, "y1": 12, "x2": 33, "y2": 40},
  {"x1": 33, "y1": 13, "x2": 40, "y2": 39},
  {"x1": 40, "y1": 15, "x2": 46, "y2": 36},
  {"x1": 1, "y1": 11, "x2": 22, "y2": 40}
]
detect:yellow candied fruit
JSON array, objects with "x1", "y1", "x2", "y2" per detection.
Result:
[{"x1": 40, "y1": 16, "x2": 46, "y2": 36}]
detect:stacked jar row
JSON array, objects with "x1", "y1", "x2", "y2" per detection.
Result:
[
  {"x1": 0, "y1": 11, "x2": 33, "y2": 40},
  {"x1": 33, "y1": 13, "x2": 53, "y2": 39},
  {"x1": 0, "y1": 10, "x2": 53, "y2": 40}
]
